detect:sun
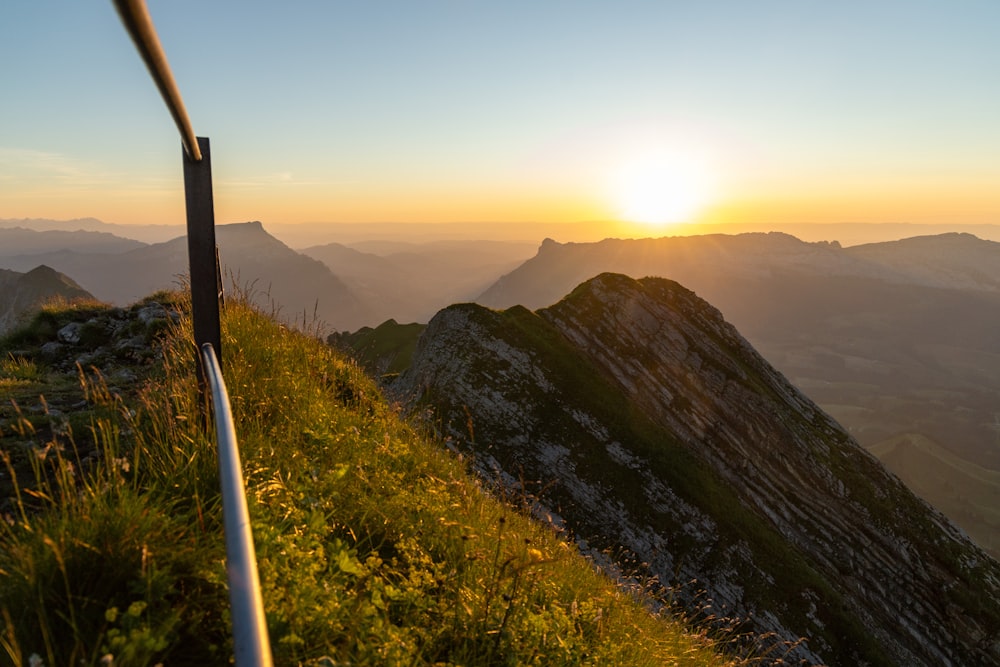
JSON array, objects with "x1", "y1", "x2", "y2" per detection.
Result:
[{"x1": 611, "y1": 151, "x2": 715, "y2": 228}]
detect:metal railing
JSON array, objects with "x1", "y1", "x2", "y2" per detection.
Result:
[
  {"x1": 113, "y1": 2, "x2": 273, "y2": 664},
  {"x1": 201, "y1": 343, "x2": 273, "y2": 667},
  {"x1": 112, "y1": 0, "x2": 200, "y2": 161}
]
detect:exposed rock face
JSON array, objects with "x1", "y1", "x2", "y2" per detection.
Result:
[
  {"x1": 0, "y1": 265, "x2": 95, "y2": 334},
  {"x1": 395, "y1": 273, "x2": 1000, "y2": 666}
]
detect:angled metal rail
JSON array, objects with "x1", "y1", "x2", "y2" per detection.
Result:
[
  {"x1": 112, "y1": 0, "x2": 200, "y2": 161},
  {"x1": 113, "y1": 2, "x2": 272, "y2": 664}
]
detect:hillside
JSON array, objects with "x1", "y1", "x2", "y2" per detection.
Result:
[
  {"x1": 395, "y1": 273, "x2": 1000, "y2": 666},
  {"x1": 0, "y1": 293, "x2": 742, "y2": 666},
  {"x1": 0, "y1": 265, "x2": 96, "y2": 334}
]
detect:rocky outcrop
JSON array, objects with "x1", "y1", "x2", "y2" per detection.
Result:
[
  {"x1": 0, "y1": 296, "x2": 183, "y2": 505},
  {"x1": 395, "y1": 273, "x2": 1000, "y2": 666}
]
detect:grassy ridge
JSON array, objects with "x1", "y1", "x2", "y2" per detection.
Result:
[
  {"x1": 328, "y1": 319, "x2": 426, "y2": 377},
  {"x1": 0, "y1": 296, "x2": 740, "y2": 666}
]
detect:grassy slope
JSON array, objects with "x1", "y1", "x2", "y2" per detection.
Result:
[
  {"x1": 329, "y1": 319, "x2": 426, "y2": 377},
  {"x1": 0, "y1": 296, "x2": 741, "y2": 666}
]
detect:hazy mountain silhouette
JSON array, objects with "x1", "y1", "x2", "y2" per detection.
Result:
[
  {"x1": 845, "y1": 232, "x2": 1000, "y2": 291},
  {"x1": 0, "y1": 222, "x2": 373, "y2": 331},
  {"x1": 14, "y1": 217, "x2": 1000, "y2": 249},
  {"x1": 0, "y1": 265, "x2": 95, "y2": 333},
  {"x1": 0, "y1": 227, "x2": 146, "y2": 256},
  {"x1": 0, "y1": 217, "x2": 183, "y2": 244},
  {"x1": 668, "y1": 220, "x2": 1000, "y2": 247}
]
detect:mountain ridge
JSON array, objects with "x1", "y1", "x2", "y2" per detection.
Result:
[
  {"x1": 0, "y1": 227, "x2": 146, "y2": 256},
  {"x1": 478, "y1": 232, "x2": 1000, "y2": 313},
  {"x1": 396, "y1": 272, "x2": 1000, "y2": 666}
]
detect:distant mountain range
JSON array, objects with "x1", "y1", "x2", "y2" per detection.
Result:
[
  {"x1": 0, "y1": 217, "x2": 183, "y2": 244},
  {"x1": 0, "y1": 227, "x2": 146, "y2": 256},
  {"x1": 8, "y1": 216, "x2": 1000, "y2": 247},
  {"x1": 0, "y1": 220, "x2": 535, "y2": 331},
  {"x1": 0, "y1": 222, "x2": 373, "y2": 331},
  {"x1": 478, "y1": 231, "x2": 1000, "y2": 308},
  {"x1": 392, "y1": 273, "x2": 1000, "y2": 666}
]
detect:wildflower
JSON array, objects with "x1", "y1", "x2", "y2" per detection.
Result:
[{"x1": 28, "y1": 654, "x2": 44, "y2": 667}]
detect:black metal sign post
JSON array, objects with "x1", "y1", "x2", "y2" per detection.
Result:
[{"x1": 183, "y1": 135, "x2": 222, "y2": 390}]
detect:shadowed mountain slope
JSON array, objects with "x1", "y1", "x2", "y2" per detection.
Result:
[
  {"x1": 869, "y1": 433, "x2": 1000, "y2": 556},
  {"x1": 0, "y1": 265, "x2": 95, "y2": 333},
  {"x1": 396, "y1": 273, "x2": 1000, "y2": 666}
]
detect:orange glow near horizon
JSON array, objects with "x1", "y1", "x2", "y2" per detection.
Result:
[{"x1": 6, "y1": 167, "x2": 998, "y2": 233}]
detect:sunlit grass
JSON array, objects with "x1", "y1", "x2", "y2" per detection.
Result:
[
  {"x1": 0, "y1": 292, "x2": 751, "y2": 665},
  {"x1": 0, "y1": 354, "x2": 41, "y2": 391}
]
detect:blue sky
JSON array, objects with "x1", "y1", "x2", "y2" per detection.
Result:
[{"x1": 3, "y1": 1, "x2": 999, "y2": 231}]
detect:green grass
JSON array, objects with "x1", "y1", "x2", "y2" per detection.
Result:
[
  {"x1": 1, "y1": 296, "x2": 112, "y2": 349},
  {"x1": 329, "y1": 319, "x2": 426, "y2": 377},
  {"x1": 0, "y1": 354, "x2": 41, "y2": 391},
  {"x1": 0, "y1": 294, "x2": 745, "y2": 666}
]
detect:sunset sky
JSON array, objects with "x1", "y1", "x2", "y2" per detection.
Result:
[{"x1": 2, "y1": 1, "x2": 999, "y2": 236}]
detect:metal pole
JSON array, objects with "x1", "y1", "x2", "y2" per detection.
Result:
[
  {"x1": 201, "y1": 343, "x2": 274, "y2": 667},
  {"x1": 184, "y1": 137, "x2": 222, "y2": 374}
]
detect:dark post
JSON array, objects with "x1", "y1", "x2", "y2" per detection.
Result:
[{"x1": 184, "y1": 136, "x2": 222, "y2": 385}]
